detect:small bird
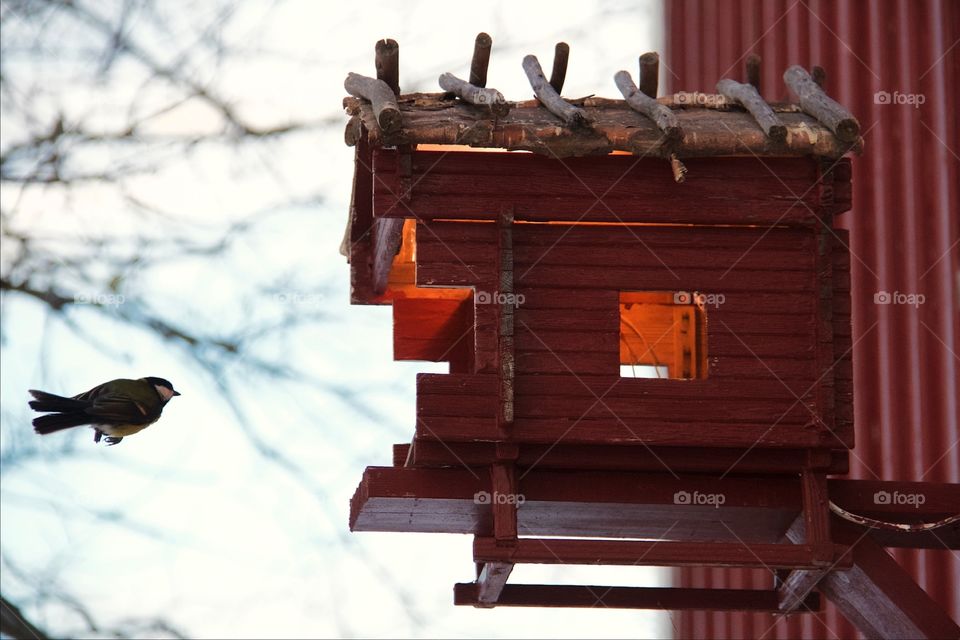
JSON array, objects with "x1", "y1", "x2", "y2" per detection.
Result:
[{"x1": 29, "y1": 377, "x2": 181, "y2": 445}]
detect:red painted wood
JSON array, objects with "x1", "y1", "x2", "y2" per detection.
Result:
[
  {"x1": 348, "y1": 131, "x2": 378, "y2": 304},
  {"x1": 490, "y1": 463, "x2": 517, "y2": 541},
  {"x1": 454, "y1": 583, "x2": 822, "y2": 612},
  {"x1": 393, "y1": 297, "x2": 472, "y2": 363},
  {"x1": 472, "y1": 537, "x2": 849, "y2": 569},
  {"x1": 405, "y1": 440, "x2": 849, "y2": 475},
  {"x1": 350, "y1": 467, "x2": 960, "y2": 549},
  {"x1": 373, "y1": 150, "x2": 828, "y2": 226}
]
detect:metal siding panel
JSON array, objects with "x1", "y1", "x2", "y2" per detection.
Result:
[{"x1": 667, "y1": 0, "x2": 960, "y2": 637}]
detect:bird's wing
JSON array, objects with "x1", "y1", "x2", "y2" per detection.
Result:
[{"x1": 85, "y1": 392, "x2": 152, "y2": 422}]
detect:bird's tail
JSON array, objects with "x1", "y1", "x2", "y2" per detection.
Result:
[
  {"x1": 28, "y1": 390, "x2": 88, "y2": 413},
  {"x1": 32, "y1": 412, "x2": 92, "y2": 434},
  {"x1": 28, "y1": 390, "x2": 92, "y2": 435}
]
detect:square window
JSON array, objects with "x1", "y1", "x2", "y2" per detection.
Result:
[{"x1": 620, "y1": 291, "x2": 707, "y2": 379}]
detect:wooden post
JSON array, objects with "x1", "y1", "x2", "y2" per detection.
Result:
[
  {"x1": 344, "y1": 73, "x2": 401, "y2": 133},
  {"x1": 784, "y1": 65, "x2": 860, "y2": 142},
  {"x1": 716, "y1": 78, "x2": 787, "y2": 141},
  {"x1": 497, "y1": 207, "x2": 515, "y2": 428},
  {"x1": 614, "y1": 70, "x2": 681, "y2": 141},
  {"x1": 522, "y1": 54, "x2": 589, "y2": 127},
  {"x1": 469, "y1": 32, "x2": 492, "y2": 88},
  {"x1": 745, "y1": 53, "x2": 761, "y2": 91},
  {"x1": 549, "y1": 42, "x2": 570, "y2": 93},
  {"x1": 811, "y1": 65, "x2": 826, "y2": 88},
  {"x1": 374, "y1": 38, "x2": 400, "y2": 95},
  {"x1": 638, "y1": 51, "x2": 660, "y2": 98}
]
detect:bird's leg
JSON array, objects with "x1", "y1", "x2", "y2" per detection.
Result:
[
  {"x1": 105, "y1": 436, "x2": 123, "y2": 446},
  {"x1": 94, "y1": 429, "x2": 103, "y2": 443}
]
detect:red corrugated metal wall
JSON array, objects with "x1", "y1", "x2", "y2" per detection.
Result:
[{"x1": 665, "y1": 1, "x2": 959, "y2": 637}]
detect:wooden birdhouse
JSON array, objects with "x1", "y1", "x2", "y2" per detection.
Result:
[{"x1": 341, "y1": 37, "x2": 954, "y2": 625}]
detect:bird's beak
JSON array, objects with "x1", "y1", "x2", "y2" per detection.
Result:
[{"x1": 173, "y1": 390, "x2": 182, "y2": 396}]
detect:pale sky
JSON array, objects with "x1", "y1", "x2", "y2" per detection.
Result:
[{"x1": 0, "y1": 1, "x2": 672, "y2": 637}]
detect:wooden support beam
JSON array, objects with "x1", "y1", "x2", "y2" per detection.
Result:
[
  {"x1": 475, "y1": 561, "x2": 514, "y2": 606},
  {"x1": 808, "y1": 522, "x2": 960, "y2": 639},
  {"x1": 473, "y1": 537, "x2": 849, "y2": 569},
  {"x1": 489, "y1": 463, "x2": 517, "y2": 541},
  {"x1": 745, "y1": 53, "x2": 761, "y2": 90},
  {"x1": 344, "y1": 72, "x2": 401, "y2": 134},
  {"x1": 454, "y1": 584, "x2": 821, "y2": 612},
  {"x1": 784, "y1": 65, "x2": 860, "y2": 142},
  {"x1": 406, "y1": 440, "x2": 849, "y2": 475},
  {"x1": 638, "y1": 51, "x2": 660, "y2": 98},
  {"x1": 522, "y1": 54, "x2": 589, "y2": 128},
  {"x1": 469, "y1": 32, "x2": 492, "y2": 88},
  {"x1": 802, "y1": 469, "x2": 831, "y2": 545},
  {"x1": 350, "y1": 467, "x2": 960, "y2": 550},
  {"x1": 548, "y1": 42, "x2": 569, "y2": 93},
  {"x1": 614, "y1": 70, "x2": 682, "y2": 142},
  {"x1": 374, "y1": 38, "x2": 400, "y2": 95},
  {"x1": 438, "y1": 72, "x2": 510, "y2": 117},
  {"x1": 716, "y1": 78, "x2": 786, "y2": 141},
  {"x1": 778, "y1": 567, "x2": 828, "y2": 612}
]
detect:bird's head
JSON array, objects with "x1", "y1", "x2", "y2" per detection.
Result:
[{"x1": 143, "y1": 377, "x2": 181, "y2": 402}]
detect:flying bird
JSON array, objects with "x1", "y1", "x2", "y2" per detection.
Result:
[{"x1": 29, "y1": 377, "x2": 181, "y2": 445}]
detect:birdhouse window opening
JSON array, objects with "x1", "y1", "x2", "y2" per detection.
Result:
[{"x1": 620, "y1": 291, "x2": 707, "y2": 379}]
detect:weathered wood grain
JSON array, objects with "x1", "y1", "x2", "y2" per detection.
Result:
[
  {"x1": 469, "y1": 32, "x2": 492, "y2": 88},
  {"x1": 344, "y1": 72, "x2": 401, "y2": 134},
  {"x1": 615, "y1": 70, "x2": 681, "y2": 141},
  {"x1": 522, "y1": 54, "x2": 589, "y2": 127},
  {"x1": 344, "y1": 92, "x2": 858, "y2": 158},
  {"x1": 439, "y1": 72, "x2": 510, "y2": 117},
  {"x1": 717, "y1": 78, "x2": 787, "y2": 141},
  {"x1": 784, "y1": 65, "x2": 860, "y2": 142}
]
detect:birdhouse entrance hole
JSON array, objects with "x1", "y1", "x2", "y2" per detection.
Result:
[{"x1": 619, "y1": 291, "x2": 707, "y2": 379}]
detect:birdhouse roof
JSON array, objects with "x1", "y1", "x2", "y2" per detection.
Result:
[{"x1": 343, "y1": 92, "x2": 861, "y2": 159}]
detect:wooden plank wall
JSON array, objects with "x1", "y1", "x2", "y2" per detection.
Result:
[{"x1": 414, "y1": 221, "x2": 837, "y2": 449}]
